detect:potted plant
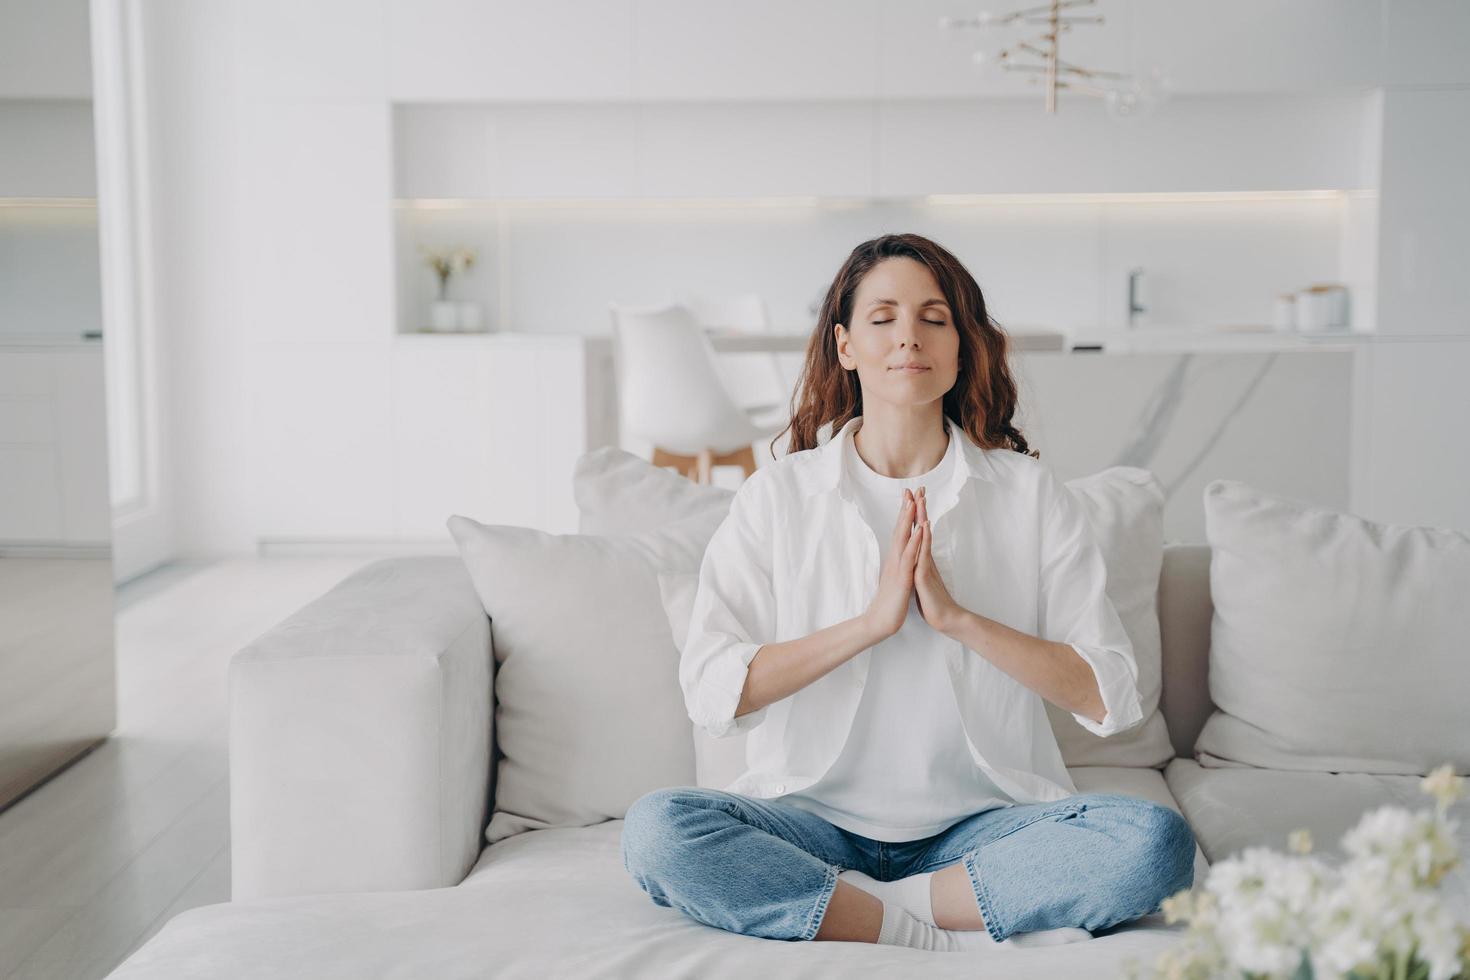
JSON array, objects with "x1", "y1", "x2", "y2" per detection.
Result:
[{"x1": 420, "y1": 244, "x2": 479, "y2": 331}]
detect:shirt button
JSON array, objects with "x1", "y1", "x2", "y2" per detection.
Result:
[{"x1": 775, "y1": 783, "x2": 786, "y2": 793}]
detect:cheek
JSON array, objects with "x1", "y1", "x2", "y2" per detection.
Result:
[{"x1": 853, "y1": 336, "x2": 889, "y2": 369}]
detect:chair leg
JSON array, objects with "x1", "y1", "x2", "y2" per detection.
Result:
[
  {"x1": 712, "y1": 445, "x2": 758, "y2": 480},
  {"x1": 652, "y1": 446, "x2": 699, "y2": 481},
  {"x1": 653, "y1": 444, "x2": 757, "y2": 484}
]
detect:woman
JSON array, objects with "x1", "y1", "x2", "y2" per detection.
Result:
[{"x1": 620, "y1": 233, "x2": 1197, "y2": 953}]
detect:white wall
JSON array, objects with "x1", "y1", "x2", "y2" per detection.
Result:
[{"x1": 140, "y1": 0, "x2": 254, "y2": 556}]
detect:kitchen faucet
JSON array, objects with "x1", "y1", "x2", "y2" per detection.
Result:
[{"x1": 1128, "y1": 267, "x2": 1147, "y2": 328}]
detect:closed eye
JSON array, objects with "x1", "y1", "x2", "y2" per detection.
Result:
[{"x1": 873, "y1": 319, "x2": 946, "y2": 325}]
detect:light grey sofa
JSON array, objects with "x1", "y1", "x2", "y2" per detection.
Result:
[{"x1": 103, "y1": 544, "x2": 1454, "y2": 979}]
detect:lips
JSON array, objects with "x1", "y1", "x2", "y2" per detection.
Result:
[{"x1": 890, "y1": 364, "x2": 931, "y2": 372}]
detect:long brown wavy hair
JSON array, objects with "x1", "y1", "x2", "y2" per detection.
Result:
[{"x1": 771, "y1": 233, "x2": 1039, "y2": 461}]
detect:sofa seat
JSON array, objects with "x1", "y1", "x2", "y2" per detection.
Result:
[
  {"x1": 108, "y1": 767, "x2": 1205, "y2": 979},
  {"x1": 1165, "y1": 758, "x2": 1469, "y2": 907}
]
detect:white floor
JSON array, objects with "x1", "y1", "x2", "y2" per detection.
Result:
[{"x1": 0, "y1": 558, "x2": 377, "y2": 980}]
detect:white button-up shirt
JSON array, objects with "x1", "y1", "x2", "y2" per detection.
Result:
[{"x1": 678, "y1": 413, "x2": 1145, "y2": 806}]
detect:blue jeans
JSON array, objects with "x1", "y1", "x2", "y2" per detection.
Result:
[{"x1": 620, "y1": 787, "x2": 1196, "y2": 943}]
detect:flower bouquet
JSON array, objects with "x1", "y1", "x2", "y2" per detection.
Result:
[
  {"x1": 1125, "y1": 764, "x2": 1469, "y2": 980},
  {"x1": 419, "y1": 245, "x2": 478, "y2": 331}
]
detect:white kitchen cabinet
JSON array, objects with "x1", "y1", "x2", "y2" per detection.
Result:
[
  {"x1": 392, "y1": 91, "x2": 1376, "y2": 203},
  {"x1": 389, "y1": 332, "x2": 601, "y2": 540},
  {"x1": 393, "y1": 103, "x2": 640, "y2": 200},
  {"x1": 386, "y1": 0, "x2": 637, "y2": 103},
  {"x1": 636, "y1": 101, "x2": 873, "y2": 198},
  {"x1": 252, "y1": 333, "x2": 601, "y2": 549},
  {"x1": 250, "y1": 342, "x2": 398, "y2": 544},
  {"x1": 0, "y1": 344, "x2": 111, "y2": 548}
]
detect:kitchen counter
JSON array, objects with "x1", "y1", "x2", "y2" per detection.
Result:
[
  {"x1": 0, "y1": 332, "x2": 103, "y2": 349},
  {"x1": 1063, "y1": 325, "x2": 1366, "y2": 354}
]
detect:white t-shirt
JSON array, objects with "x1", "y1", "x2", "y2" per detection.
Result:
[{"x1": 780, "y1": 422, "x2": 1015, "y2": 841}]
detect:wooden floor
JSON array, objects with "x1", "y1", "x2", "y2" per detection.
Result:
[{"x1": 0, "y1": 557, "x2": 375, "y2": 980}]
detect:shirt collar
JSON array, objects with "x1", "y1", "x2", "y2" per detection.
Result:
[{"x1": 795, "y1": 412, "x2": 1000, "y2": 501}]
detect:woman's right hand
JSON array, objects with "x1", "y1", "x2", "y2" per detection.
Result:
[{"x1": 862, "y1": 488, "x2": 923, "y2": 641}]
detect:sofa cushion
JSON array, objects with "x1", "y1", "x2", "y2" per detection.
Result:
[
  {"x1": 653, "y1": 467, "x2": 1175, "y2": 777},
  {"x1": 447, "y1": 509, "x2": 725, "y2": 844},
  {"x1": 1163, "y1": 758, "x2": 1468, "y2": 908},
  {"x1": 574, "y1": 446, "x2": 731, "y2": 535},
  {"x1": 1194, "y1": 479, "x2": 1470, "y2": 775},
  {"x1": 108, "y1": 768, "x2": 1201, "y2": 980},
  {"x1": 1041, "y1": 467, "x2": 1174, "y2": 769},
  {"x1": 658, "y1": 570, "x2": 744, "y2": 791}
]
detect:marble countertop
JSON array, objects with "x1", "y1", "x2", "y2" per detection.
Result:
[{"x1": 1062, "y1": 324, "x2": 1370, "y2": 353}]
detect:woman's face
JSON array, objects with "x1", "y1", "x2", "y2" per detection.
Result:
[{"x1": 835, "y1": 256, "x2": 961, "y2": 410}]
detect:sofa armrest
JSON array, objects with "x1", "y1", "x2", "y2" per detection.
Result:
[{"x1": 229, "y1": 556, "x2": 492, "y2": 901}]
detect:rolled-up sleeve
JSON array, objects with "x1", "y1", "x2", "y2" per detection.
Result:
[
  {"x1": 1036, "y1": 468, "x2": 1144, "y2": 738},
  {"x1": 678, "y1": 473, "x2": 777, "y2": 739}
]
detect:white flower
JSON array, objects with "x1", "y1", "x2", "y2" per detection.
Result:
[
  {"x1": 1204, "y1": 847, "x2": 1332, "y2": 976},
  {"x1": 1343, "y1": 805, "x2": 1461, "y2": 889},
  {"x1": 1126, "y1": 763, "x2": 1469, "y2": 980},
  {"x1": 1422, "y1": 764, "x2": 1466, "y2": 812}
]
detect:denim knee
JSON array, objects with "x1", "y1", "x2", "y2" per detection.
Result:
[
  {"x1": 1130, "y1": 801, "x2": 1197, "y2": 901},
  {"x1": 621, "y1": 785, "x2": 703, "y2": 878}
]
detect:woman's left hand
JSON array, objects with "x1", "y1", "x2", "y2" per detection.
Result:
[{"x1": 913, "y1": 486, "x2": 966, "y2": 635}]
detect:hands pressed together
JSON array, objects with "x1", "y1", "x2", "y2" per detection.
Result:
[{"x1": 863, "y1": 486, "x2": 966, "y2": 641}]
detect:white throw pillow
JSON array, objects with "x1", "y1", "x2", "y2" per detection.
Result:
[
  {"x1": 1194, "y1": 479, "x2": 1470, "y2": 775},
  {"x1": 657, "y1": 571, "x2": 747, "y2": 790},
  {"x1": 1042, "y1": 467, "x2": 1176, "y2": 769},
  {"x1": 447, "y1": 508, "x2": 725, "y2": 844},
  {"x1": 574, "y1": 446, "x2": 732, "y2": 536}
]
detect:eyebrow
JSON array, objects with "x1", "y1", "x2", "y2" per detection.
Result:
[{"x1": 866, "y1": 298, "x2": 950, "y2": 310}]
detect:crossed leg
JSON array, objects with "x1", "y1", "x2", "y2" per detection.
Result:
[
  {"x1": 621, "y1": 787, "x2": 1196, "y2": 945},
  {"x1": 888, "y1": 792, "x2": 1198, "y2": 941}
]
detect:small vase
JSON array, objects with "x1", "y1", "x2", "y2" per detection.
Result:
[
  {"x1": 429, "y1": 300, "x2": 458, "y2": 332},
  {"x1": 457, "y1": 301, "x2": 483, "y2": 332}
]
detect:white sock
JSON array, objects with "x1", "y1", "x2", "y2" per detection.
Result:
[
  {"x1": 875, "y1": 904, "x2": 1006, "y2": 952},
  {"x1": 838, "y1": 868, "x2": 936, "y2": 925},
  {"x1": 853, "y1": 868, "x2": 1095, "y2": 951}
]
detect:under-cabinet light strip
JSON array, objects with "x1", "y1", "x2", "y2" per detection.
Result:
[
  {"x1": 393, "y1": 190, "x2": 1367, "y2": 210},
  {"x1": 0, "y1": 197, "x2": 98, "y2": 208}
]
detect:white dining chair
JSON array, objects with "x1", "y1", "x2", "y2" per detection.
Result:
[
  {"x1": 678, "y1": 292, "x2": 791, "y2": 417},
  {"x1": 609, "y1": 301, "x2": 790, "y2": 483}
]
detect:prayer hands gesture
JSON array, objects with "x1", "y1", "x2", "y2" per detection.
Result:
[{"x1": 862, "y1": 486, "x2": 964, "y2": 641}]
